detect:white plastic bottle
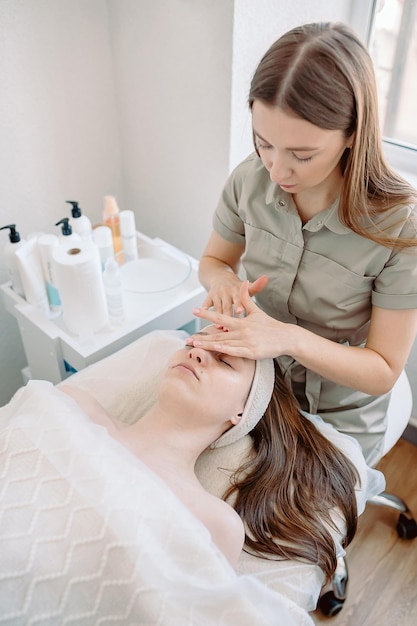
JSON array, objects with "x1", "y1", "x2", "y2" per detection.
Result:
[
  {"x1": 66, "y1": 200, "x2": 93, "y2": 241},
  {"x1": 93, "y1": 225, "x2": 114, "y2": 270},
  {"x1": 120, "y1": 210, "x2": 138, "y2": 262},
  {"x1": 103, "y1": 256, "x2": 125, "y2": 326},
  {"x1": 0, "y1": 224, "x2": 26, "y2": 297}
]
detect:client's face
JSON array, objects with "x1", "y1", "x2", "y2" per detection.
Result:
[{"x1": 165, "y1": 326, "x2": 255, "y2": 423}]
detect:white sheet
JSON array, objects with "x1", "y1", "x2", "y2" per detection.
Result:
[
  {"x1": 53, "y1": 329, "x2": 385, "y2": 613},
  {"x1": 0, "y1": 380, "x2": 314, "y2": 625}
]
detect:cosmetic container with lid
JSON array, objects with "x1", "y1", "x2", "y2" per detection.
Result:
[
  {"x1": 120, "y1": 210, "x2": 138, "y2": 262},
  {"x1": 93, "y1": 225, "x2": 114, "y2": 270}
]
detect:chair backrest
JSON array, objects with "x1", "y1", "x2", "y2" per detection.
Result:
[{"x1": 382, "y1": 370, "x2": 413, "y2": 457}]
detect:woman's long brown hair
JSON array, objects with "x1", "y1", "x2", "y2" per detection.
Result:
[
  {"x1": 224, "y1": 362, "x2": 359, "y2": 581},
  {"x1": 248, "y1": 22, "x2": 417, "y2": 249}
]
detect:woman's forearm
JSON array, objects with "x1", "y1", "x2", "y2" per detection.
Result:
[
  {"x1": 189, "y1": 286, "x2": 416, "y2": 396},
  {"x1": 285, "y1": 323, "x2": 398, "y2": 396},
  {"x1": 198, "y1": 255, "x2": 239, "y2": 292},
  {"x1": 287, "y1": 306, "x2": 417, "y2": 395}
]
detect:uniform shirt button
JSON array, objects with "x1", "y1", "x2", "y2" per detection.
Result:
[
  {"x1": 278, "y1": 200, "x2": 286, "y2": 206},
  {"x1": 317, "y1": 220, "x2": 322, "y2": 226}
]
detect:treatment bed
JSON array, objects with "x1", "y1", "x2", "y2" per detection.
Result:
[{"x1": 0, "y1": 329, "x2": 384, "y2": 625}]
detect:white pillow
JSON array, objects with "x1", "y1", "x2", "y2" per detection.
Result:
[{"x1": 60, "y1": 329, "x2": 188, "y2": 424}]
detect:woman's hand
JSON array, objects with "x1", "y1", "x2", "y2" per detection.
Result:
[
  {"x1": 201, "y1": 274, "x2": 269, "y2": 317},
  {"x1": 191, "y1": 283, "x2": 417, "y2": 396},
  {"x1": 188, "y1": 281, "x2": 290, "y2": 360},
  {"x1": 198, "y1": 230, "x2": 268, "y2": 315}
]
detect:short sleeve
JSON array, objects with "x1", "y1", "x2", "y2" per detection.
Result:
[
  {"x1": 213, "y1": 153, "x2": 274, "y2": 245},
  {"x1": 372, "y1": 204, "x2": 417, "y2": 309},
  {"x1": 212, "y1": 161, "x2": 248, "y2": 244}
]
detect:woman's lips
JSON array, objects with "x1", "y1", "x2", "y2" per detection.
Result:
[{"x1": 175, "y1": 363, "x2": 199, "y2": 380}]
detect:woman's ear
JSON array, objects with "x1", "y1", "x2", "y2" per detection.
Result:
[
  {"x1": 347, "y1": 131, "x2": 356, "y2": 149},
  {"x1": 230, "y1": 412, "x2": 243, "y2": 427}
]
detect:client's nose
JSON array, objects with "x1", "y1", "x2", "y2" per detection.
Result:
[{"x1": 188, "y1": 347, "x2": 205, "y2": 364}]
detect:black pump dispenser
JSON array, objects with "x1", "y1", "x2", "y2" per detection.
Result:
[
  {"x1": 0, "y1": 224, "x2": 21, "y2": 243},
  {"x1": 66, "y1": 200, "x2": 81, "y2": 218},
  {"x1": 55, "y1": 217, "x2": 73, "y2": 236}
]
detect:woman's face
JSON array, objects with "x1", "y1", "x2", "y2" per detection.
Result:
[
  {"x1": 252, "y1": 100, "x2": 351, "y2": 196},
  {"x1": 164, "y1": 326, "x2": 255, "y2": 426}
]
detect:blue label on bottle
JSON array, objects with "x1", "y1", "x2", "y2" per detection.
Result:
[{"x1": 46, "y1": 281, "x2": 61, "y2": 306}]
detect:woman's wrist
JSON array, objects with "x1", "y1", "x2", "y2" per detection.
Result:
[
  {"x1": 199, "y1": 258, "x2": 234, "y2": 291},
  {"x1": 275, "y1": 321, "x2": 306, "y2": 360}
]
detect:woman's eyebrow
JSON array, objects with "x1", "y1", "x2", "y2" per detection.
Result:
[
  {"x1": 286, "y1": 145, "x2": 319, "y2": 151},
  {"x1": 253, "y1": 129, "x2": 270, "y2": 143}
]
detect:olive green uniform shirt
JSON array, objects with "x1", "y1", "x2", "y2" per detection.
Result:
[{"x1": 213, "y1": 153, "x2": 417, "y2": 465}]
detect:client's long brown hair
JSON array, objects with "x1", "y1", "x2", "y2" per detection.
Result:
[{"x1": 224, "y1": 362, "x2": 359, "y2": 580}]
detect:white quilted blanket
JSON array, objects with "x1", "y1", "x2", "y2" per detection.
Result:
[{"x1": 0, "y1": 380, "x2": 314, "y2": 625}]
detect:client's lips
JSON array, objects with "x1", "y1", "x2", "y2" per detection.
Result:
[{"x1": 175, "y1": 362, "x2": 199, "y2": 380}]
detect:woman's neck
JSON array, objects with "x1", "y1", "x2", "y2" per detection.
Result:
[
  {"x1": 293, "y1": 172, "x2": 342, "y2": 223},
  {"x1": 118, "y1": 407, "x2": 212, "y2": 480}
]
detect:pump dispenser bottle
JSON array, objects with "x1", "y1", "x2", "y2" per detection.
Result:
[
  {"x1": 66, "y1": 200, "x2": 93, "y2": 241},
  {"x1": 55, "y1": 218, "x2": 81, "y2": 249},
  {"x1": 103, "y1": 196, "x2": 122, "y2": 253},
  {"x1": 0, "y1": 224, "x2": 26, "y2": 296}
]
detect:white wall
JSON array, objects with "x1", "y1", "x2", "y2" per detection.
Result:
[
  {"x1": 107, "y1": 0, "x2": 234, "y2": 260},
  {"x1": 0, "y1": 0, "x2": 123, "y2": 405}
]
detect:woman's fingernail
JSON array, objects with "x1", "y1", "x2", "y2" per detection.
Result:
[{"x1": 192, "y1": 307, "x2": 201, "y2": 314}]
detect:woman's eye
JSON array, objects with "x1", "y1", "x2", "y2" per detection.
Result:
[
  {"x1": 292, "y1": 152, "x2": 312, "y2": 163},
  {"x1": 219, "y1": 358, "x2": 232, "y2": 368},
  {"x1": 257, "y1": 142, "x2": 272, "y2": 151}
]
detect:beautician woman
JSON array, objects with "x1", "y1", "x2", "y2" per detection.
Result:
[{"x1": 187, "y1": 22, "x2": 417, "y2": 466}]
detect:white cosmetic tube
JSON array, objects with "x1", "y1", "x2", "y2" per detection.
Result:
[
  {"x1": 15, "y1": 238, "x2": 50, "y2": 317},
  {"x1": 93, "y1": 225, "x2": 114, "y2": 270},
  {"x1": 37, "y1": 234, "x2": 62, "y2": 314},
  {"x1": 120, "y1": 210, "x2": 138, "y2": 262}
]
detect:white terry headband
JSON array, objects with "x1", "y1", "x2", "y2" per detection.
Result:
[{"x1": 210, "y1": 357, "x2": 275, "y2": 448}]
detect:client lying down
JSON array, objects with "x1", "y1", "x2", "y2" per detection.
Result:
[
  {"x1": 63, "y1": 324, "x2": 361, "y2": 577},
  {"x1": 0, "y1": 325, "x2": 384, "y2": 625}
]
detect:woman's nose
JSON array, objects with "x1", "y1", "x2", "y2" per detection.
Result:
[{"x1": 268, "y1": 153, "x2": 291, "y2": 183}]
